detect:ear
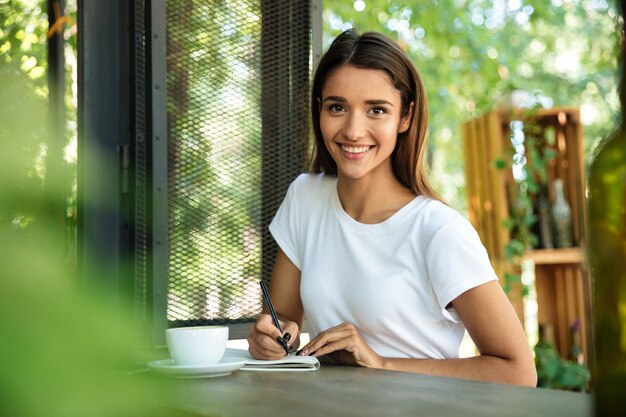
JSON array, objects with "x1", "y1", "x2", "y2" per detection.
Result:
[{"x1": 398, "y1": 101, "x2": 414, "y2": 134}]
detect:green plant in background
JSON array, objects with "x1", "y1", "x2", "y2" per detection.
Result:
[
  {"x1": 0, "y1": 0, "x2": 49, "y2": 90},
  {"x1": 493, "y1": 106, "x2": 557, "y2": 294},
  {"x1": 1, "y1": 0, "x2": 79, "y2": 266},
  {"x1": 166, "y1": 0, "x2": 263, "y2": 322},
  {"x1": 535, "y1": 335, "x2": 591, "y2": 391}
]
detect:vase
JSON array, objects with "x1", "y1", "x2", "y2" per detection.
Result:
[
  {"x1": 537, "y1": 187, "x2": 554, "y2": 249},
  {"x1": 551, "y1": 179, "x2": 572, "y2": 248}
]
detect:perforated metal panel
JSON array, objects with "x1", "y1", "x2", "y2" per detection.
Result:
[
  {"x1": 165, "y1": 0, "x2": 310, "y2": 326},
  {"x1": 134, "y1": 0, "x2": 149, "y2": 331}
]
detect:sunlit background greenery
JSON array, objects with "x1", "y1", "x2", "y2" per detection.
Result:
[
  {"x1": 323, "y1": 0, "x2": 619, "y2": 210},
  {"x1": 3, "y1": 0, "x2": 617, "y2": 220}
]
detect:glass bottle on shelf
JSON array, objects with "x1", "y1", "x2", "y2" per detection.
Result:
[
  {"x1": 551, "y1": 179, "x2": 572, "y2": 248},
  {"x1": 589, "y1": 3, "x2": 626, "y2": 413},
  {"x1": 537, "y1": 185, "x2": 554, "y2": 249}
]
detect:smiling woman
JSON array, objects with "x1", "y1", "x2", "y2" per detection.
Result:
[
  {"x1": 310, "y1": 31, "x2": 435, "y2": 202},
  {"x1": 247, "y1": 30, "x2": 537, "y2": 387},
  {"x1": 319, "y1": 65, "x2": 410, "y2": 186}
]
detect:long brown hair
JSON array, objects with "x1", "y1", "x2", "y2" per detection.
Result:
[{"x1": 310, "y1": 30, "x2": 443, "y2": 202}]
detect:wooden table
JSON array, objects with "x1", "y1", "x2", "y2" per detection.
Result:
[{"x1": 161, "y1": 364, "x2": 592, "y2": 417}]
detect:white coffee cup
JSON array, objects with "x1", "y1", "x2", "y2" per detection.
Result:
[{"x1": 166, "y1": 326, "x2": 228, "y2": 366}]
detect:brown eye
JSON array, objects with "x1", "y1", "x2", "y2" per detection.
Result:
[{"x1": 328, "y1": 104, "x2": 344, "y2": 112}]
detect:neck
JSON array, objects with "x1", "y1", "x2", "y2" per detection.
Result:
[{"x1": 336, "y1": 170, "x2": 417, "y2": 224}]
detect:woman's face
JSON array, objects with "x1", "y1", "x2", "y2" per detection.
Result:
[{"x1": 319, "y1": 65, "x2": 410, "y2": 183}]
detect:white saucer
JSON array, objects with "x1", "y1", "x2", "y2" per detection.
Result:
[{"x1": 148, "y1": 354, "x2": 247, "y2": 378}]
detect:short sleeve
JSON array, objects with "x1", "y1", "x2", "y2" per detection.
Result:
[
  {"x1": 268, "y1": 178, "x2": 302, "y2": 270},
  {"x1": 425, "y1": 217, "x2": 498, "y2": 322}
]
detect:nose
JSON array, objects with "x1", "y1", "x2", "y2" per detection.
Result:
[{"x1": 341, "y1": 113, "x2": 366, "y2": 142}]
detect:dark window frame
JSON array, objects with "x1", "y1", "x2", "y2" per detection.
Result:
[{"x1": 78, "y1": 0, "x2": 312, "y2": 345}]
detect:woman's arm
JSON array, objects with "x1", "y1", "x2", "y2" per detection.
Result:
[
  {"x1": 381, "y1": 280, "x2": 537, "y2": 386},
  {"x1": 301, "y1": 280, "x2": 537, "y2": 387},
  {"x1": 247, "y1": 249, "x2": 305, "y2": 359}
]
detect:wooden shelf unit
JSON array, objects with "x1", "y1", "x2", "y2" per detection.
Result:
[
  {"x1": 524, "y1": 248, "x2": 585, "y2": 265},
  {"x1": 461, "y1": 107, "x2": 593, "y2": 365}
]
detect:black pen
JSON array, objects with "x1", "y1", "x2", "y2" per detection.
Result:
[{"x1": 259, "y1": 281, "x2": 291, "y2": 355}]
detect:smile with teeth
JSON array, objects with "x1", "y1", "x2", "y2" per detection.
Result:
[{"x1": 340, "y1": 144, "x2": 373, "y2": 154}]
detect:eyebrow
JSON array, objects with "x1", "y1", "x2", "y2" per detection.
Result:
[{"x1": 323, "y1": 96, "x2": 395, "y2": 106}]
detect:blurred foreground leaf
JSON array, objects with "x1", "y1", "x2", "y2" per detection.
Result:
[{"x1": 0, "y1": 67, "x2": 199, "y2": 417}]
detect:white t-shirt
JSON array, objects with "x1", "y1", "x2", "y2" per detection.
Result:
[{"x1": 269, "y1": 173, "x2": 497, "y2": 359}]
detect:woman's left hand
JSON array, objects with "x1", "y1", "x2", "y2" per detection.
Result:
[{"x1": 298, "y1": 322, "x2": 384, "y2": 369}]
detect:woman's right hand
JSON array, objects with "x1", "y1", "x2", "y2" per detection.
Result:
[{"x1": 247, "y1": 313, "x2": 299, "y2": 360}]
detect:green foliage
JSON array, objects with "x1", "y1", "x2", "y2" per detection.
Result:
[
  {"x1": 324, "y1": 0, "x2": 619, "y2": 212},
  {"x1": 1, "y1": 0, "x2": 79, "y2": 255},
  {"x1": 0, "y1": 1, "x2": 49, "y2": 227},
  {"x1": 535, "y1": 339, "x2": 591, "y2": 391},
  {"x1": 493, "y1": 105, "x2": 559, "y2": 294},
  {"x1": 0, "y1": 0, "x2": 48, "y2": 92},
  {"x1": 166, "y1": 0, "x2": 263, "y2": 320},
  {"x1": 0, "y1": 66, "x2": 46, "y2": 229},
  {"x1": 0, "y1": 66, "x2": 197, "y2": 417},
  {"x1": 0, "y1": 5, "x2": 198, "y2": 414}
]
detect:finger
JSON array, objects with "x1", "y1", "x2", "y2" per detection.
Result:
[
  {"x1": 309, "y1": 330, "x2": 358, "y2": 356},
  {"x1": 310, "y1": 327, "x2": 354, "y2": 347},
  {"x1": 311, "y1": 339, "x2": 352, "y2": 358},
  {"x1": 306, "y1": 322, "x2": 355, "y2": 341},
  {"x1": 257, "y1": 314, "x2": 299, "y2": 351},
  {"x1": 258, "y1": 333, "x2": 288, "y2": 354},
  {"x1": 250, "y1": 341, "x2": 284, "y2": 360},
  {"x1": 297, "y1": 333, "x2": 327, "y2": 356},
  {"x1": 249, "y1": 340, "x2": 285, "y2": 360},
  {"x1": 249, "y1": 321, "x2": 289, "y2": 356},
  {"x1": 299, "y1": 328, "x2": 355, "y2": 356},
  {"x1": 247, "y1": 334, "x2": 259, "y2": 357},
  {"x1": 253, "y1": 316, "x2": 293, "y2": 353},
  {"x1": 282, "y1": 322, "x2": 299, "y2": 347},
  {"x1": 255, "y1": 314, "x2": 283, "y2": 339},
  {"x1": 248, "y1": 332, "x2": 285, "y2": 357},
  {"x1": 247, "y1": 334, "x2": 266, "y2": 358}
]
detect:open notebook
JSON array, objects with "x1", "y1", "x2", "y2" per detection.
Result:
[{"x1": 226, "y1": 348, "x2": 320, "y2": 372}]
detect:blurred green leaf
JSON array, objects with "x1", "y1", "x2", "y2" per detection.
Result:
[
  {"x1": 492, "y1": 157, "x2": 508, "y2": 170},
  {"x1": 0, "y1": 64, "x2": 195, "y2": 417},
  {"x1": 505, "y1": 239, "x2": 526, "y2": 259},
  {"x1": 505, "y1": 272, "x2": 522, "y2": 284},
  {"x1": 544, "y1": 126, "x2": 556, "y2": 145},
  {"x1": 502, "y1": 217, "x2": 516, "y2": 230}
]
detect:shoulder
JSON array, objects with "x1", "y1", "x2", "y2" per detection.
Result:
[
  {"x1": 287, "y1": 172, "x2": 336, "y2": 201},
  {"x1": 292, "y1": 172, "x2": 336, "y2": 189},
  {"x1": 416, "y1": 198, "x2": 488, "y2": 258},
  {"x1": 409, "y1": 198, "x2": 483, "y2": 253},
  {"x1": 417, "y1": 198, "x2": 472, "y2": 235}
]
